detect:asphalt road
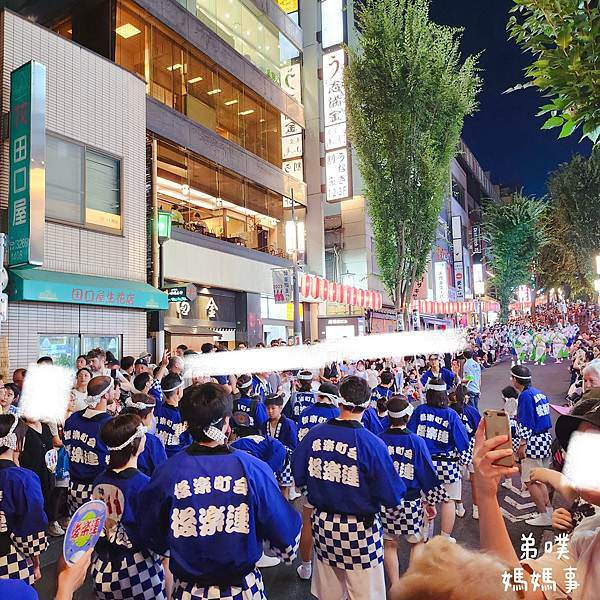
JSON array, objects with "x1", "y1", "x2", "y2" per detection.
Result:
[{"x1": 36, "y1": 357, "x2": 571, "y2": 599}]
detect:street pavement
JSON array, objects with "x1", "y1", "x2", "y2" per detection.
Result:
[{"x1": 36, "y1": 356, "x2": 571, "y2": 599}]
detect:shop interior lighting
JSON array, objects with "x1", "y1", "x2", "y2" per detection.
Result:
[
  {"x1": 207, "y1": 88, "x2": 222, "y2": 95},
  {"x1": 115, "y1": 23, "x2": 141, "y2": 39}
]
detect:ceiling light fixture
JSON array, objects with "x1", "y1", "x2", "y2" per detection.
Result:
[
  {"x1": 187, "y1": 76, "x2": 203, "y2": 84},
  {"x1": 224, "y1": 99, "x2": 239, "y2": 106},
  {"x1": 115, "y1": 23, "x2": 141, "y2": 39},
  {"x1": 239, "y1": 109, "x2": 255, "y2": 116},
  {"x1": 167, "y1": 63, "x2": 183, "y2": 71},
  {"x1": 207, "y1": 88, "x2": 222, "y2": 95}
]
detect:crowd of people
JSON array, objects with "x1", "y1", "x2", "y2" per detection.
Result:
[{"x1": 0, "y1": 309, "x2": 599, "y2": 599}]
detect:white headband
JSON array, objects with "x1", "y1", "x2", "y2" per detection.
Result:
[
  {"x1": 426, "y1": 382, "x2": 447, "y2": 392},
  {"x1": 388, "y1": 403, "x2": 414, "y2": 419},
  {"x1": 511, "y1": 370, "x2": 532, "y2": 380},
  {"x1": 107, "y1": 424, "x2": 147, "y2": 451},
  {"x1": 162, "y1": 379, "x2": 184, "y2": 393},
  {"x1": 86, "y1": 380, "x2": 114, "y2": 408},
  {"x1": 203, "y1": 418, "x2": 227, "y2": 445},
  {"x1": 319, "y1": 392, "x2": 341, "y2": 405},
  {"x1": 0, "y1": 414, "x2": 19, "y2": 450},
  {"x1": 340, "y1": 396, "x2": 371, "y2": 409},
  {"x1": 297, "y1": 372, "x2": 313, "y2": 381},
  {"x1": 125, "y1": 397, "x2": 155, "y2": 410},
  {"x1": 237, "y1": 379, "x2": 252, "y2": 389}
]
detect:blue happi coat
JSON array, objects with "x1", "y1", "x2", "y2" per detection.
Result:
[
  {"x1": 233, "y1": 394, "x2": 268, "y2": 429},
  {"x1": 291, "y1": 391, "x2": 317, "y2": 422},
  {"x1": 407, "y1": 405, "x2": 470, "y2": 458},
  {"x1": 370, "y1": 385, "x2": 393, "y2": 406},
  {"x1": 137, "y1": 432, "x2": 168, "y2": 477},
  {"x1": 378, "y1": 429, "x2": 443, "y2": 502},
  {"x1": 230, "y1": 435, "x2": 286, "y2": 476},
  {"x1": 361, "y1": 406, "x2": 384, "y2": 435},
  {"x1": 262, "y1": 416, "x2": 298, "y2": 451},
  {"x1": 154, "y1": 403, "x2": 193, "y2": 458},
  {"x1": 138, "y1": 445, "x2": 301, "y2": 587},
  {"x1": 92, "y1": 468, "x2": 152, "y2": 555},
  {"x1": 251, "y1": 377, "x2": 272, "y2": 401},
  {"x1": 292, "y1": 419, "x2": 405, "y2": 515},
  {"x1": 517, "y1": 386, "x2": 552, "y2": 459},
  {"x1": 297, "y1": 402, "x2": 340, "y2": 441},
  {"x1": 0, "y1": 460, "x2": 48, "y2": 583},
  {"x1": 64, "y1": 410, "x2": 112, "y2": 483}
]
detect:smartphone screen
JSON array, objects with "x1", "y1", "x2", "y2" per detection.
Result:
[{"x1": 483, "y1": 409, "x2": 514, "y2": 467}]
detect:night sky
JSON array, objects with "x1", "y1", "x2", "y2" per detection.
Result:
[{"x1": 429, "y1": 0, "x2": 592, "y2": 197}]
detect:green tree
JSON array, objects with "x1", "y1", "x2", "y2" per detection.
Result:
[
  {"x1": 538, "y1": 151, "x2": 600, "y2": 297},
  {"x1": 507, "y1": 0, "x2": 600, "y2": 144},
  {"x1": 483, "y1": 194, "x2": 547, "y2": 321},
  {"x1": 345, "y1": 0, "x2": 481, "y2": 326},
  {"x1": 538, "y1": 204, "x2": 593, "y2": 299}
]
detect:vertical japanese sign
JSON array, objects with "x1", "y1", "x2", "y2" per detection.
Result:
[
  {"x1": 281, "y1": 63, "x2": 304, "y2": 182},
  {"x1": 8, "y1": 61, "x2": 46, "y2": 268},
  {"x1": 323, "y1": 48, "x2": 351, "y2": 201},
  {"x1": 451, "y1": 215, "x2": 465, "y2": 300}
]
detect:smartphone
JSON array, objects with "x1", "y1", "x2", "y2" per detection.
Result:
[{"x1": 483, "y1": 409, "x2": 515, "y2": 467}]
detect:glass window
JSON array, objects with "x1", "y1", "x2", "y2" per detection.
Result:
[
  {"x1": 38, "y1": 335, "x2": 80, "y2": 369},
  {"x1": 115, "y1": 4, "x2": 147, "y2": 81},
  {"x1": 46, "y1": 134, "x2": 122, "y2": 231},
  {"x1": 46, "y1": 136, "x2": 84, "y2": 223},
  {"x1": 86, "y1": 151, "x2": 121, "y2": 230},
  {"x1": 81, "y1": 335, "x2": 122, "y2": 358}
]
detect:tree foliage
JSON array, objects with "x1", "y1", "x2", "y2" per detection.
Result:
[
  {"x1": 507, "y1": 0, "x2": 600, "y2": 145},
  {"x1": 345, "y1": 0, "x2": 481, "y2": 323},
  {"x1": 538, "y1": 205, "x2": 593, "y2": 299},
  {"x1": 483, "y1": 194, "x2": 547, "y2": 320},
  {"x1": 538, "y1": 151, "x2": 600, "y2": 297}
]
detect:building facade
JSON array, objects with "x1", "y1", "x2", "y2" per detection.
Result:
[{"x1": 2, "y1": 10, "x2": 166, "y2": 370}]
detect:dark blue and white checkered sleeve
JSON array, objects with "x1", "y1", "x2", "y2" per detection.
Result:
[
  {"x1": 424, "y1": 485, "x2": 450, "y2": 505},
  {"x1": 12, "y1": 530, "x2": 48, "y2": 557},
  {"x1": 267, "y1": 528, "x2": 300, "y2": 564}
]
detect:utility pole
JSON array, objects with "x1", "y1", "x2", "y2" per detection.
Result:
[{"x1": 291, "y1": 190, "x2": 302, "y2": 344}]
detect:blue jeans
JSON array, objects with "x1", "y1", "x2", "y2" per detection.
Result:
[{"x1": 469, "y1": 393, "x2": 480, "y2": 410}]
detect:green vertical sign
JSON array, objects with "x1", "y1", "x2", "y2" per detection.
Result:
[{"x1": 8, "y1": 61, "x2": 46, "y2": 268}]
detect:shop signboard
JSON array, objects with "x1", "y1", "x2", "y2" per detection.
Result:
[
  {"x1": 8, "y1": 60, "x2": 46, "y2": 268},
  {"x1": 272, "y1": 268, "x2": 293, "y2": 304}
]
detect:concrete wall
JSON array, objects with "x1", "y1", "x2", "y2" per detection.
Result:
[{"x1": 1, "y1": 11, "x2": 148, "y2": 368}]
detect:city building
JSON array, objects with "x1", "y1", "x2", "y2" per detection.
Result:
[
  {"x1": 298, "y1": 0, "x2": 500, "y2": 336},
  {"x1": 2, "y1": 10, "x2": 167, "y2": 369}
]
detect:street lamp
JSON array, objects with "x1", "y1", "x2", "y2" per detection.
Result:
[
  {"x1": 286, "y1": 191, "x2": 304, "y2": 344},
  {"x1": 473, "y1": 263, "x2": 485, "y2": 331},
  {"x1": 156, "y1": 210, "x2": 173, "y2": 288}
]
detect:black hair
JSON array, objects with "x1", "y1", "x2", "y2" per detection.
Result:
[
  {"x1": 76, "y1": 367, "x2": 93, "y2": 378},
  {"x1": 501, "y1": 386, "x2": 519, "y2": 399},
  {"x1": 386, "y1": 395, "x2": 411, "y2": 427},
  {"x1": 0, "y1": 415, "x2": 27, "y2": 454},
  {"x1": 180, "y1": 383, "x2": 232, "y2": 443},
  {"x1": 183, "y1": 349, "x2": 198, "y2": 356},
  {"x1": 380, "y1": 371, "x2": 394, "y2": 386},
  {"x1": 100, "y1": 414, "x2": 143, "y2": 470},
  {"x1": 425, "y1": 377, "x2": 449, "y2": 408},
  {"x1": 200, "y1": 343, "x2": 215, "y2": 354},
  {"x1": 37, "y1": 356, "x2": 53, "y2": 365},
  {"x1": 339, "y1": 376, "x2": 370, "y2": 413},
  {"x1": 463, "y1": 350, "x2": 473, "y2": 359},
  {"x1": 120, "y1": 356, "x2": 135, "y2": 371},
  {"x1": 297, "y1": 371, "x2": 313, "y2": 392},
  {"x1": 162, "y1": 373, "x2": 183, "y2": 398},
  {"x1": 177, "y1": 344, "x2": 188, "y2": 352},
  {"x1": 76, "y1": 354, "x2": 88, "y2": 363},
  {"x1": 449, "y1": 384, "x2": 468, "y2": 415},
  {"x1": 511, "y1": 365, "x2": 532, "y2": 388},
  {"x1": 133, "y1": 372, "x2": 151, "y2": 392},
  {"x1": 88, "y1": 375, "x2": 113, "y2": 398},
  {"x1": 236, "y1": 374, "x2": 252, "y2": 396},
  {"x1": 122, "y1": 392, "x2": 156, "y2": 420}
]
